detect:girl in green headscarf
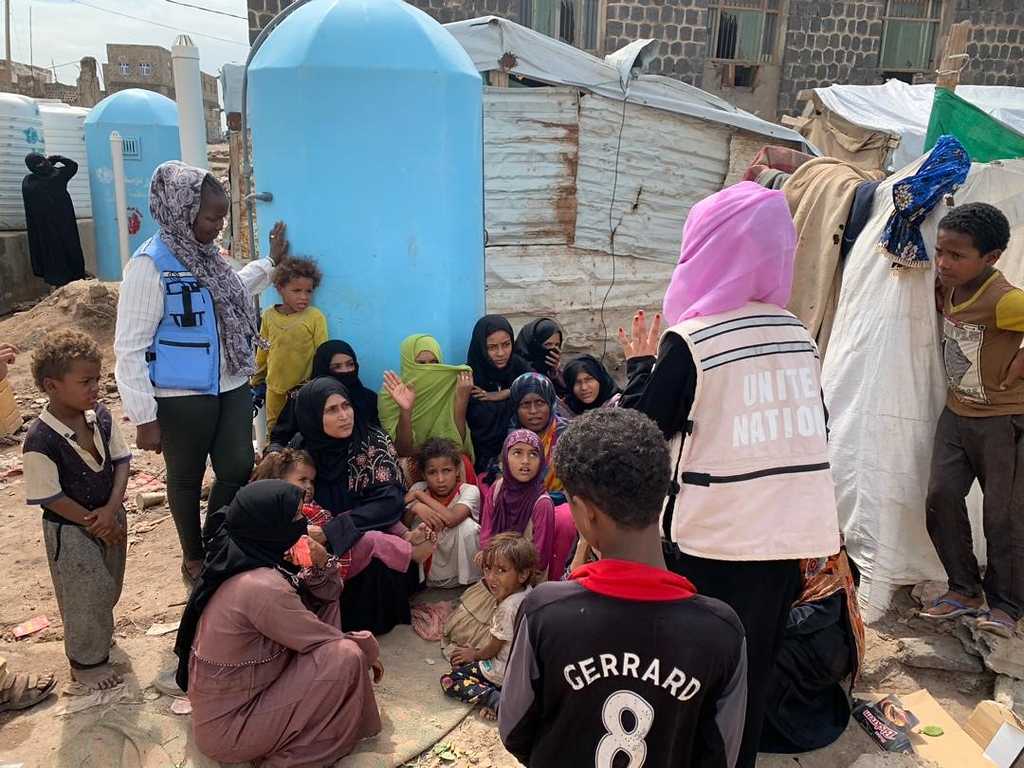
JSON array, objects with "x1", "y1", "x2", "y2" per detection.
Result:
[{"x1": 380, "y1": 334, "x2": 475, "y2": 461}]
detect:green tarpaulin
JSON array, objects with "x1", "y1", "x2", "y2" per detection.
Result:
[{"x1": 925, "y1": 88, "x2": 1024, "y2": 162}]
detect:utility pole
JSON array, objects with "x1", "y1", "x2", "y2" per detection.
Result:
[{"x1": 4, "y1": 0, "x2": 12, "y2": 83}]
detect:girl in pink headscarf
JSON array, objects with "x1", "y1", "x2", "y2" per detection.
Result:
[{"x1": 618, "y1": 182, "x2": 841, "y2": 768}]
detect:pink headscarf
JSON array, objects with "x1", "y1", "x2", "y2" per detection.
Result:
[{"x1": 662, "y1": 181, "x2": 796, "y2": 325}]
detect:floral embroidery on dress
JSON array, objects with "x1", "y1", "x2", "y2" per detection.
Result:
[{"x1": 878, "y1": 135, "x2": 970, "y2": 270}]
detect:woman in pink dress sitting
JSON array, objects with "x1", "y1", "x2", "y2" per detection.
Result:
[{"x1": 174, "y1": 480, "x2": 383, "y2": 767}]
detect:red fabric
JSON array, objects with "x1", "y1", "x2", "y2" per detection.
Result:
[
  {"x1": 550, "y1": 504, "x2": 577, "y2": 582},
  {"x1": 461, "y1": 454, "x2": 478, "y2": 487},
  {"x1": 742, "y1": 145, "x2": 814, "y2": 181},
  {"x1": 572, "y1": 558, "x2": 697, "y2": 601}
]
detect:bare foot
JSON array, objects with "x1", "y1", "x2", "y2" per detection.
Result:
[
  {"x1": 405, "y1": 523, "x2": 437, "y2": 564},
  {"x1": 481, "y1": 707, "x2": 497, "y2": 721},
  {"x1": 68, "y1": 664, "x2": 123, "y2": 694}
]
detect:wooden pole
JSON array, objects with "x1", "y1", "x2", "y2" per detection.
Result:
[{"x1": 936, "y1": 20, "x2": 970, "y2": 92}]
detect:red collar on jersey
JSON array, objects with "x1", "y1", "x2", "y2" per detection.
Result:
[{"x1": 572, "y1": 559, "x2": 697, "y2": 601}]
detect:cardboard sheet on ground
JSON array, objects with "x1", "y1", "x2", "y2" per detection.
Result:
[{"x1": 822, "y1": 156, "x2": 1024, "y2": 620}]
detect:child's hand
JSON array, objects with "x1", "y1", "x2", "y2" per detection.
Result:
[
  {"x1": 269, "y1": 221, "x2": 289, "y2": 264},
  {"x1": 617, "y1": 310, "x2": 662, "y2": 360},
  {"x1": 85, "y1": 505, "x2": 123, "y2": 546},
  {"x1": 0, "y1": 342, "x2": 16, "y2": 364},
  {"x1": 136, "y1": 421, "x2": 162, "y2": 453},
  {"x1": 450, "y1": 646, "x2": 477, "y2": 666},
  {"x1": 371, "y1": 659, "x2": 384, "y2": 683},
  {"x1": 412, "y1": 501, "x2": 446, "y2": 532},
  {"x1": 382, "y1": 371, "x2": 415, "y2": 412},
  {"x1": 307, "y1": 525, "x2": 327, "y2": 546}
]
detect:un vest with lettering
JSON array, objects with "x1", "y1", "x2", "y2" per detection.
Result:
[
  {"x1": 665, "y1": 302, "x2": 840, "y2": 561},
  {"x1": 136, "y1": 235, "x2": 220, "y2": 395}
]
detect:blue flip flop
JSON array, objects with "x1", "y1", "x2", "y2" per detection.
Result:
[
  {"x1": 975, "y1": 611, "x2": 1017, "y2": 638},
  {"x1": 919, "y1": 597, "x2": 981, "y2": 619}
]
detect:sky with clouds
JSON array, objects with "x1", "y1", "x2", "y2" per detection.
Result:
[{"x1": 12, "y1": 0, "x2": 249, "y2": 89}]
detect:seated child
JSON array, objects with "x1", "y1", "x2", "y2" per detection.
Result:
[
  {"x1": 406, "y1": 437, "x2": 481, "y2": 588},
  {"x1": 921, "y1": 202, "x2": 1023, "y2": 637},
  {"x1": 499, "y1": 409, "x2": 747, "y2": 767},
  {"x1": 478, "y1": 429, "x2": 555, "y2": 577},
  {"x1": 442, "y1": 532, "x2": 537, "y2": 718},
  {"x1": 22, "y1": 330, "x2": 131, "y2": 694},
  {"x1": 251, "y1": 448, "x2": 434, "y2": 577},
  {"x1": 252, "y1": 250, "x2": 328, "y2": 432}
]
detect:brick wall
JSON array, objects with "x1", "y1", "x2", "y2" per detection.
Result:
[
  {"x1": 778, "y1": 0, "x2": 885, "y2": 114},
  {"x1": 957, "y1": 0, "x2": 1024, "y2": 87},
  {"x1": 248, "y1": 0, "x2": 518, "y2": 42},
  {"x1": 604, "y1": 0, "x2": 709, "y2": 85}
]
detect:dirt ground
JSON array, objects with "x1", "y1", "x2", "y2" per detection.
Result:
[{"x1": 0, "y1": 282, "x2": 1004, "y2": 767}]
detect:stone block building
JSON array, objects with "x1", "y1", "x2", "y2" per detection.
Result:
[
  {"x1": 104, "y1": 44, "x2": 223, "y2": 142},
  {"x1": 249, "y1": 0, "x2": 1022, "y2": 119}
]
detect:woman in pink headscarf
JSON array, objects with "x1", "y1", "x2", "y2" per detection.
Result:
[{"x1": 619, "y1": 182, "x2": 841, "y2": 768}]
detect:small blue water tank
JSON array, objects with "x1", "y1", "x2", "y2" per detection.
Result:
[
  {"x1": 85, "y1": 89, "x2": 180, "y2": 280},
  {"x1": 248, "y1": 0, "x2": 485, "y2": 389}
]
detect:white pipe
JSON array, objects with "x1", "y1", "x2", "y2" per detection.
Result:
[
  {"x1": 171, "y1": 34, "x2": 207, "y2": 169},
  {"x1": 109, "y1": 130, "x2": 130, "y2": 274}
]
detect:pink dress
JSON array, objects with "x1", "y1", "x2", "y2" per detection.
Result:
[
  {"x1": 188, "y1": 567, "x2": 381, "y2": 768},
  {"x1": 479, "y1": 477, "x2": 555, "y2": 576}
]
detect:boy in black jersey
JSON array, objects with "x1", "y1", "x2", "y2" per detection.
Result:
[{"x1": 499, "y1": 409, "x2": 747, "y2": 767}]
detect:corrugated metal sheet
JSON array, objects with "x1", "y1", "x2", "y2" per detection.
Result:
[
  {"x1": 486, "y1": 243, "x2": 673, "y2": 376},
  {"x1": 484, "y1": 87, "x2": 579, "y2": 245},
  {"x1": 573, "y1": 93, "x2": 730, "y2": 263}
]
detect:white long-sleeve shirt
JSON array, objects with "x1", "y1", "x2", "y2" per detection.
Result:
[{"x1": 114, "y1": 254, "x2": 275, "y2": 425}]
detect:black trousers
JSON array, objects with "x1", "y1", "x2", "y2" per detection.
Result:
[
  {"x1": 157, "y1": 385, "x2": 255, "y2": 563},
  {"x1": 926, "y1": 407, "x2": 1024, "y2": 620},
  {"x1": 664, "y1": 545, "x2": 802, "y2": 768}
]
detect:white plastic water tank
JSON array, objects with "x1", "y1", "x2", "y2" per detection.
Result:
[
  {"x1": 0, "y1": 93, "x2": 45, "y2": 230},
  {"x1": 38, "y1": 100, "x2": 91, "y2": 218}
]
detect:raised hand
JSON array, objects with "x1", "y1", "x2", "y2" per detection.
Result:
[
  {"x1": 545, "y1": 346, "x2": 561, "y2": 371},
  {"x1": 269, "y1": 220, "x2": 289, "y2": 264},
  {"x1": 382, "y1": 371, "x2": 415, "y2": 412},
  {"x1": 455, "y1": 370, "x2": 473, "y2": 400},
  {"x1": 617, "y1": 310, "x2": 662, "y2": 360}
]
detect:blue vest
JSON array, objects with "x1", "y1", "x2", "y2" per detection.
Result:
[{"x1": 136, "y1": 235, "x2": 220, "y2": 395}]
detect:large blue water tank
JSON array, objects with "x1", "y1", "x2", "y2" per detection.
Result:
[
  {"x1": 85, "y1": 89, "x2": 180, "y2": 280},
  {"x1": 248, "y1": 0, "x2": 484, "y2": 390}
]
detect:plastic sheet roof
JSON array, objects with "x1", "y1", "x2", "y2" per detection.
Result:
[{"x1": 445, "y1": 16, "x2": 811, "y2": 146}]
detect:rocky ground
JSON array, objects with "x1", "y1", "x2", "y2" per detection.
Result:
[{"x1": 1, "y1": 281, "x2": 1021, "y2": 768}]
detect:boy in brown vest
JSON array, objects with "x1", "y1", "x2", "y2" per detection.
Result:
[{"x1": 922, "y1": 203, "x2": 1022, "y2": 638}]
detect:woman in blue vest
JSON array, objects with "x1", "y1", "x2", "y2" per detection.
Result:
[{"x1": 115, "y1": 161, "x2": 284, "y2": 587}]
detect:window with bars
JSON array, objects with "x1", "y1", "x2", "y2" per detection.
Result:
[
  {"x1": 706, "y1": 0, "x2": 780, "y2": 64},
  {"x1": 118, "y1": 61, "x2": 130, "y2": 76},
  {"x1": 139, "y1": 62, "x2": 153, "y2": 78},
  {"x1": 880, "y1": 0, "x2": 942, "y2": 71},
  {"x1": 521, "y1": 0, "x2": 604, "y2": 53}
]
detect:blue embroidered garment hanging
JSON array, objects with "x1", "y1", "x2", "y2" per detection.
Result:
[{"x1": 878, "y1": 135, "x2": 971, "y2": 269}]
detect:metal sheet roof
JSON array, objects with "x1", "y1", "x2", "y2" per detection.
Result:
[{"x1": 445, "y1": 15, "x2": 809, "y2": 146}]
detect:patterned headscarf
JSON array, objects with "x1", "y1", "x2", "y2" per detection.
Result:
[
  {"x1": 149, "y1": 161, "x2": 261, "y2": 376},
  {"x1": 509, "y1": 372, "x2": 567, "y2": 492},
  {"x1": 492, "y1": 429, "x2": 548, "y2": 536},
  {"x1": 878, "y1": 135, "x2": 970, "y2": 269}
]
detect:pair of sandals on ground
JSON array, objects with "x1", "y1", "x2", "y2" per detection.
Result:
[{"x1": 920, "y1": 591, "x2": 1018, "y2": 638}]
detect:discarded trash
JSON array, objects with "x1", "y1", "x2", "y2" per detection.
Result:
[
  {"x1": 12, "y1": 615, "x2": 49, "y2": 638},
  {"x1": 922, "y1": 725, "x2": 945, "y2": 737},
  {"x1": 55, "y1": 684, "x2": 130, "y2": 716},
  {"x1": 170, "y1": 697, "x2": 192, "y2": 715},
  {"x1": 145, "y1": 620, "x2": 180, "y2": 636},
  {"x1": 424, "y1": 658, "x2": 436, "y2": 666}
]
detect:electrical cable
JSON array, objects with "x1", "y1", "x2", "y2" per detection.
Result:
[
  {"x1": 69, "y1": 0, "x2": 249, "y2": 48},
  {"x1": 164, "y1": 0, "x2": 247, "y2": 20},
  {"x1": 599, "y1": 91, "x2": 629, "y2": 364}
]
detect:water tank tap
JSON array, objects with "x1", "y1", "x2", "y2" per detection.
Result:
[{"x1": 246, "y1": 191, "x2": 273, "y2": 203}]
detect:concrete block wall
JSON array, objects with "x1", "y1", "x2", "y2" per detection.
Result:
[
  {"x1": 604, "y1": 0, "x2": 709, "y2": 85},
  {"x1": 957, "y1": 0, "x2": 1024, "y2": 86},
  {"x1": 778, "y1": 0, "x2": 885, "y2": 114}
]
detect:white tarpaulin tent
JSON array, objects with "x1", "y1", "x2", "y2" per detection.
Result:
[
  {"x1": 812, "y1": 80, "x2": 1024, "y2": 171},
  {"x1": 822, "y1": 156, "x2": 1024, "y2": 621}
]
